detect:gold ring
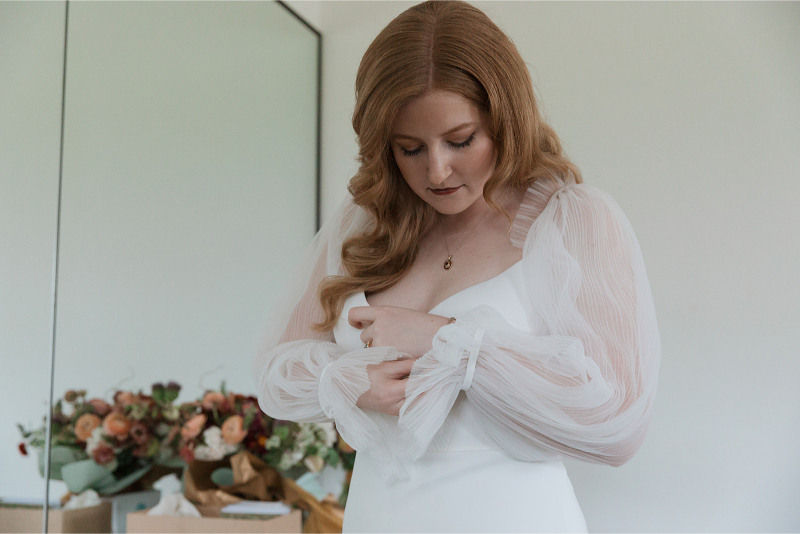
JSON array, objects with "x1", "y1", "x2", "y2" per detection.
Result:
[{"x1": 364, "y1": 339, "x2": 372, "y2": 348}]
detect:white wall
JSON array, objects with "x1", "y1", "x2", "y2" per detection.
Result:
[{"x1": 313, "y1": 1, "x2": 800, "y2": 531}]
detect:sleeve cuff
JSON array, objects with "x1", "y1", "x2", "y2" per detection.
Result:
[{"x1": 430, "y1": 315, "x2": 485, "y2": 391}]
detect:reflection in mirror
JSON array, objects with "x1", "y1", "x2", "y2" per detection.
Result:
[{"x1": 2, "y1": 1, "x2": 325, "y2": 531}]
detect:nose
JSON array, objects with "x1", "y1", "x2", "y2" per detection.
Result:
[{"x1": 427, "y1": 146, "x2": 451, "y2": 186}]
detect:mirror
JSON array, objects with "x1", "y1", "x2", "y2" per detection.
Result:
[{"x1": 1, "y1": 0, "x2": 321, "y2": 530}]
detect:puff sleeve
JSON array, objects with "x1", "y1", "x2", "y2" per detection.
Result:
[
  {"x1": 252, "y1": 195, "x2": 412, "y2": 481},
  {"x1": 396, "y1": 177, "x2": 662, "y2": 469}
]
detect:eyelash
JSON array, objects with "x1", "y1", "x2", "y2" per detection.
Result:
[{"x1": 400, "y1": 132, "x2": 476, "y2": 157}]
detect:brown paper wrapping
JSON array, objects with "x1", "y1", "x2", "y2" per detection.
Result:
[{"x1": 183, "y1": 451, "x2": 344, "y2": 533}]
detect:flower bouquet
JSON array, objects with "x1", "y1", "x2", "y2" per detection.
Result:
[
  {"x1": 178, "y1": 383, "x2": 355, "y2": 506},
  {"x1": 18, "y1": 381, "x2": 357, "y2": 507},
  {"x1": 17, "y1": 384, "x2": 188, "y2": 495}
]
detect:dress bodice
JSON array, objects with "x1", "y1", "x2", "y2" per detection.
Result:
[{"x1": 333, "y1": 259, "x2": 529, "y2": 452}]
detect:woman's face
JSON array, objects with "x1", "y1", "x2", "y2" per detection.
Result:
[{"x1": 390, "y1": 90, "x2": 497, "y2": 216}]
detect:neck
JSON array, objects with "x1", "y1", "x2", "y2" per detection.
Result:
[
  {"x1": 437, "y1": 196, "x2": 493, "y2": 233},
  {"x1": 436, "y1": 186, "x2": 521, "y2": 233}
]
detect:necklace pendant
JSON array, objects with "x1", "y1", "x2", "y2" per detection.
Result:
[{"x1": 444, "y1": 256, "x2": 453, "y2": 270}]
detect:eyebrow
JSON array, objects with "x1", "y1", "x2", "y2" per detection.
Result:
[{"x1": 392, "y1": 122, "x2": 477, "y2": 141}]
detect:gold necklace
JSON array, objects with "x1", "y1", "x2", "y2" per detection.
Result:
[{"x1": 438, "y1": 206, "x2": 492, "y2": 270}]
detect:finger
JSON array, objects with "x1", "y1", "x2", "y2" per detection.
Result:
[
  {"x1": 349, "y1": 306, "x2": 377, "y2": 329},
  {"x1": 359, "y1": 325, "x2": 374, "y2": 346},
  {"x1": 384, "y1": 358, "x2": 416, "y2": 374},
  {"x1": 392, "y1": 399, "x2": 405, "y2": 417}
]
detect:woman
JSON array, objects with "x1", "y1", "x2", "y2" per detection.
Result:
[{"x1": 253, "y1": 1, "x2": 661, "y2": 532}]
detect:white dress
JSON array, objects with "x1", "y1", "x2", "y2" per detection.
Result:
[
  {"x1": 335, "y1": 260, "x2": 588, "y2": 532},
  {"x1": 253, "y1": 174, "x2": 661, "y2": 533}
]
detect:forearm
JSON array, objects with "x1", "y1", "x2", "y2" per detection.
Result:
[{"x1": 398, "y1": 304, "x2": 658, "y2": 467}]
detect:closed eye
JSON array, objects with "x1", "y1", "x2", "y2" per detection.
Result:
[{"x1": 400, "y1": 132, "x2": 476, "y2": 157}]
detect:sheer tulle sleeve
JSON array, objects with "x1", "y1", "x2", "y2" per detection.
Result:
[
  {"x1": 252, "y1": 195, "x2": 411, "y2": 481},
  {"x1": 397, "y1": 176, "x2": 662, "y2": 469}
]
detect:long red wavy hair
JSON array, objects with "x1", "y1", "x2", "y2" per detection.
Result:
[{"x1": 312, "y1": 0, "x2": 582, "y2": 332}]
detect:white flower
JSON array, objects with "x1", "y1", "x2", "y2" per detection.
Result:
[
  {"x1": 203, "y1": 426, "x2": 223, "y2": 449},
  {"x1": 85, "y1": 427, "x2": 104, "y2": 456},
  {"x1": 265, "y1": 435, "x2": 280, "y2": 450},
  {"x1": 296, "y1": 425, "x2": 315, "y2": 449},
  {"x1": 316, "y1": 422, "x2": 337, "y2": 448},
  {"x1": 278, "y1": 450, "x2": 297, "y2": 471},
  {"x1": 193, "y1": 445, "x2": 224, "y2": 461},
  {"x1": 161, "y1": 405, "x2": 179, "y2": 422},
  {"x1": 194, "y1": 426, "x2": 239, "y2": 461}
]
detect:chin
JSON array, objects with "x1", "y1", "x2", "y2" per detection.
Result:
[
  {"x1": 414, "y1": 187, "x2": 474, "y2": 215},
  {"x1": 428, "y1": 200, "x2": 470, "y2": 216}
]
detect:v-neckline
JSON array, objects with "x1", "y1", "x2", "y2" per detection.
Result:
[{"x1": 361, "y1": 258, "x2": 523, "y2": 315}]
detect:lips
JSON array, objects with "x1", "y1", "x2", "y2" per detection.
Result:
[{"x1": 430, "y1": 186, "x2": 461, "y2": 195}]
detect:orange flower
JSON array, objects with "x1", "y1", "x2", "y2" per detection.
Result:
[
  {"x1": 202, "y1": 391, "x2": 226, "y2": 410},
  {"x1": 181, "y1": 413, "x2": 207, "y2": 441},
  {"x1": 75, "y1": 414, "x2": 101, "y2": 442},
  {"x1": 220, "y1": 415, "x2": 247, "y2": 445},
  {"x1": 102, "y1": 411, "x2": 132, "y2": 438}
]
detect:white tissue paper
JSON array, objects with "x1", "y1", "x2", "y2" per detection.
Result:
[
  {"x1": 63, "y1": 489, "x2": 102, "y2": 510},
  {"x1": 146, "y1": 474, "x2": 201, "y2": 517}
]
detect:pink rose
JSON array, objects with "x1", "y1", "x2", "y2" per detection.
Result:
[
  {"x1": 88, "y1": 398, "x2": 112, "y2": 417},
  {"x1": 202, "y1": 392, "x2": 226, "y2": 411},
  {"x1": 113, "y1": 391, "x2": 136, "y2": 407},
  {"x1": 220, "y1": 415, "x2": 247, "y2": 445},
  {"x1": 181, "y1": 413, "x2": 207, "y2": 441}
]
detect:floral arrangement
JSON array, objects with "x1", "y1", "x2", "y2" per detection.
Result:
[
  {"x1": 17, "y1": 383, "x2": 187, "y2": 494},
  {"x1": 178, "y1": 383, "x2": 354, "y2": 479},
  {"x1": 18, "y1": 382, "x2": 356, "y2": 498}
]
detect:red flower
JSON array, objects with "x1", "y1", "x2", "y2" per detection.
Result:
[
  {"x1": 18, "y1": 442, "x2": 28, "y2": 456},
  {"x1": 92, "y1": 442, "x2": 116, "y2": 466},
  {"x1": 88, "y1": 398, "x2": 112, "y2": 417},
  {"x1": 130, "y1": 422, "x2": 150, "y2": 446},
  {"x1": 179, "y1": 445, "x2": 195, "y2": 463}
]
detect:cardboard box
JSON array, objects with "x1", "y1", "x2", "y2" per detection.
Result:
[
  {"x1": 0, "y1": 502, "x2": 112, "y2": 533},
  {"x1": 102, "y1": 490, "x2": 160, "y2": 533},
  {"x1": 126, "y1": 504, "x2": 302, "y2": 533}
]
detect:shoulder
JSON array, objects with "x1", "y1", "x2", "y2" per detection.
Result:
[
  {"x1": 318, "y1": 194, "x2": 371, "y2": 238},
  {"x1": 511, "y1": 174, "x2": 631, "y2": 247}
]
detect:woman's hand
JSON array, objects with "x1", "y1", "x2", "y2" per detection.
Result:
[
  {"x1": 348, "y1": 305, "x2": 451, "y2": 357},
  {"x1": 348, "y1": 306, "x2": 451, "y2": 416},
  {"x1": 355, "y1": 358, "x2": 417, "y2": 416}
]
